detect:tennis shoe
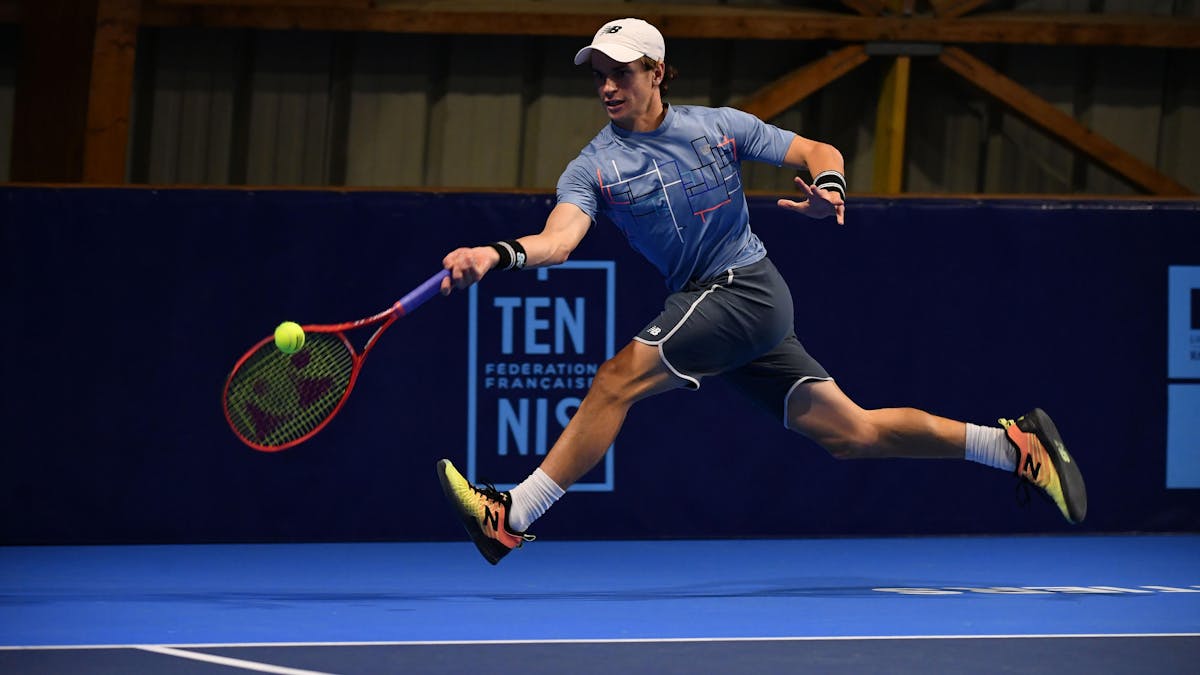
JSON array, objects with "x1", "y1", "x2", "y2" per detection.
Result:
[
  {"x1": 436, "y1": 459, "x2": 534, "y2": 565},
  {"x1": 1000, "y1": 408, "x2": 1087, "y2": 524}
]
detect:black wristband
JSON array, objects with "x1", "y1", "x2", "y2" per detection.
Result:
[
  {"x1": 488, "y1": 240, "x2": 527, "y2": 271},
  {"x1": 812, "y1": 170, "x2": 847, "y2": 200}
]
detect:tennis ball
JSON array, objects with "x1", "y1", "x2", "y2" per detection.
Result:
[{"x1": 274, "y1": 321, "x2": 306, "y2": 354}]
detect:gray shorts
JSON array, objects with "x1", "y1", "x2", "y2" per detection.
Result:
[{"x1": 634, "y1": 257, "x2": 831, "y2": 422}]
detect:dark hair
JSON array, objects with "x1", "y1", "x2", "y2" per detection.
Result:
[{"x1": 637, "y1": 56, "x2": 679, "y2": 96}]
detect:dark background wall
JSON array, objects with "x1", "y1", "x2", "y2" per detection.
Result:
[{"x1": 2, "y1": 187, "x2": 1198, "y2": 544}]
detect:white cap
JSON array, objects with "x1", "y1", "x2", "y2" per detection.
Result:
[{"x1": 573, "y1": 18, "x2": 665, "y2": 66}]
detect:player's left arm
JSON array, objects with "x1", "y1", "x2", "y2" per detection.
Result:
[{"x1": 777, "y1": 134, "x2": 846, "y2": 225}]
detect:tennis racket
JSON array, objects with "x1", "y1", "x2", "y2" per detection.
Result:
[{"x1": 222, "y1": 269, "x2": 449, "y2": 452}]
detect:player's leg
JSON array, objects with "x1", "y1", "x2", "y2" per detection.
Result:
[
  {"x1": 723, "y1": 333, "x2": 1086, "y2": 524},
  {"x1": 785, "y1": 379, "x2": 1086, "y2": 523},
  {"x1": 720, "y1": 335, "x2": 963, "y2": 459},
  {"x1": 784, "y1": 379, "x2": 965, "y2": 460},
  {"x1": 437, "y1": 339, "x2": 684, "y2": 564},
  {"x1": 539, "y1": 339, "x2": 683, "y2": 488}
]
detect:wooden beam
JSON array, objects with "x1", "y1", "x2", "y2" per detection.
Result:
[
  {"x1": 884, "y1": 0, "x2": 916, "y2": 17},
  {"x1": 838, "y1": 0, "x2": 885, "y2": 17},
  {"x1": 734, "y1": 45, "x2": 870, "y2": 122},
  {"x1": 5, "y1": 3, "x2": 1200, "y2": 47},
  {"x1": 930, "y1": 0, "x2": 992, "y2": 19},
  {"x1": 873, "y1": 55, "x2": 911, "y2": 194},
  {"x1": 938, "y1": 46, "x2": 1192, "y2": 196},
  {"x1": 135, "y1": 3, "x2": 1200, "y2": 49},
  {"x1": 153, "y1": 0, "x2": 370, "y2": 6},
  {"x1": 83, "y1": 0, "x2": 141, "y2": 184}
]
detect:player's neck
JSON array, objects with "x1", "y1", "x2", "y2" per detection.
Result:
[{"x1": 619, "y1": 99, "x2": 667, "y2": 133}]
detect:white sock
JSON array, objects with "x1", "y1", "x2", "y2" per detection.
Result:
[
  {"x1": 507, "y1": 468, "x2": 565, "y2": 532},
  {"x1": 964, "y1": 423, "x2": 1017, "y2": 472}
]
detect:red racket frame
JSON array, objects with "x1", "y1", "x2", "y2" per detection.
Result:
[{"x1": 222, "y1": 269, "x2": 449, "y2": 451}]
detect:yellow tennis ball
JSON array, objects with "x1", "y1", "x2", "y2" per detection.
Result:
[{"x1": 274, "y1": 321, "x2": 306, "y2": 354}]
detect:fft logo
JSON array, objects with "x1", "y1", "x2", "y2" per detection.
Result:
[
  {"x1": 1167, "y1": 266, "x2": 1200, "y2": 489},
  {"x1": 1169, "y1": 267, "x2": 1200, "y2": 376},
  {"x1": 1192, "y1": 288, "x2": 1200, "y2": 330},
  {"x1": 467, "y1": 261, "x2": 616, "y2": 491}
]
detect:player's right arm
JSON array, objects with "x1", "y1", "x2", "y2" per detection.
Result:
[{"x1": 440, "y1": 202, "x2": 592, "y2": 295}]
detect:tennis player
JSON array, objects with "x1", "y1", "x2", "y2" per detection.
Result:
[{"x1": 436, "y1": 18, "x2": 1087, "y2": 564}]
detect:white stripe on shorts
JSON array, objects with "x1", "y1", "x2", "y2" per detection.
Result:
[
  {"x1": 634, "y1": 268, "x2": 735, "y2": 389},
  {"x1": 782, "y1": 375, "x2": 835, "y2": 429}
]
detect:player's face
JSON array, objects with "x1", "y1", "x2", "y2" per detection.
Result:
[{"x1": 590, "y1": 52, "x2": 664, "y2": 132}]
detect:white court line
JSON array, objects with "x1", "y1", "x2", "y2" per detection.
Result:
[
  {"x1": 135, "y1": 645, "x2": 335, "y2": 675},
  {"x1": 3, "y1": 633, "x2": 1199, "y2": 650}
]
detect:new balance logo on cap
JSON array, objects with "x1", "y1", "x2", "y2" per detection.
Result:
[{"x1": 574, "y1": 18, "x2": 666, "y2": 65}]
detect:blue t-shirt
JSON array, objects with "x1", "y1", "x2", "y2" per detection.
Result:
[{"x1": 556, "y1": 104, "x2": 795, "y2": 291}]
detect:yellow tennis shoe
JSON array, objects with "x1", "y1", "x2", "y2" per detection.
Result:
[
  {"x1": 1000, "y1": 408, "x2": 1087, "y2": 524},
  {"x1": 436, "y1": 459, "x2": 534, "y2": 565}
]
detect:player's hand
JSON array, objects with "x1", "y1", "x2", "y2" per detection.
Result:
[
  {"x1": 776, "y1": 176, "x2": 845, "y2": 225},
  {"x1": 441, "y1": 246, "x2": 501, "y2": 295}
]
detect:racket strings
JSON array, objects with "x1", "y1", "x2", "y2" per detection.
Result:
[{"x1": 224, "y1": 333, "x2": 355, "y2": 448}]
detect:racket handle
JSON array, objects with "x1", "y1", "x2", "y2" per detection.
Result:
[{"x1": 395, "y1": 269, "x2": 451, "y2": 316}]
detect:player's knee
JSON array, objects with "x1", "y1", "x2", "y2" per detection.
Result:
[{"x1": 588, "y1": 355, "x2": 637, "y2": 404}]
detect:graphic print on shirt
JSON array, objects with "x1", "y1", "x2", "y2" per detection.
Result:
[{"x1": 597, "y1": 131, "x2": 741, "y2": 241}]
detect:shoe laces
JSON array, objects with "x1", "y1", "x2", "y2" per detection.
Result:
[{"x1": 471, "y1": 481, "x2": 506, "y2": 504}]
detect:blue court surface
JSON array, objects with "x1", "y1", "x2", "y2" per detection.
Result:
[{"x1": 2, "y1": 535, "x2": 1197, "y2": 673}]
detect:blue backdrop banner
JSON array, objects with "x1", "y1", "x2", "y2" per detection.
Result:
[{"x1": 2, "y1": 187, "x2": 1198, "y2": 544}]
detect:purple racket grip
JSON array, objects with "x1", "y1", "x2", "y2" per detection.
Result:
[{"x1": 394, "y1": 269, "x2": 451, "y2": 316}]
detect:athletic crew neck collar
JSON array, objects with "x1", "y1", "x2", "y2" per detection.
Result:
[{"x1": 610, "y1": 103, "x2": 674, "y2": 138}]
